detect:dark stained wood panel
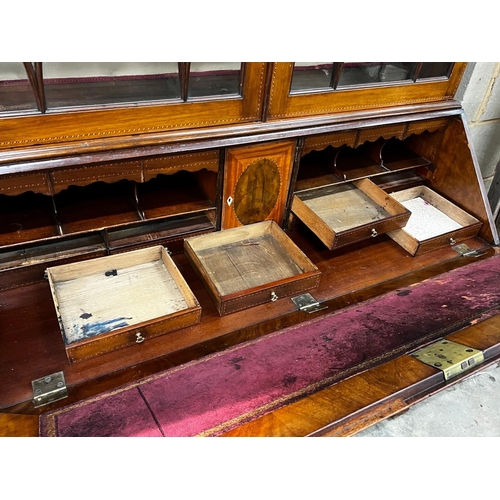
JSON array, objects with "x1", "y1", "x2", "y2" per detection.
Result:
[
  {"x1": 55, "y1": 180, "x2": 141, "y2": 234},
  {"x1": 0, "y1": 191, "x2": 59, "y2": 246}
]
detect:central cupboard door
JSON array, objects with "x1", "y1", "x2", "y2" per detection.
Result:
[{"x1": 221, "y1": 141, "x2": 296, "y2": 229}]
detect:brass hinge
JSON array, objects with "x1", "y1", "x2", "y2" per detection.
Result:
[
  {"x1": 452, "y1": 243, "x2": 488, "y2": 258},
  {"x1": 411, "y1": 339, "x2": 484, "y2": 380},
  {"x1": 32, "y1": 371, "x2": 68, "y2": 408},
  {"x1": 291, "y1": 293, "x2": 328, "y2": 314}
]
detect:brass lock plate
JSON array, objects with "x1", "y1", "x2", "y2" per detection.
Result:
[{"x1": 411, "y1": 339, "x2": 484, "y2": 380}]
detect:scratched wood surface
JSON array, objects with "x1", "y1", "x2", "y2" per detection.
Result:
[
  {"x1": 47, "y1": 248, "x2": 190, "y2": 345},
  {"x1": 300, "y1": 185, "x2": 391, "y2": 233},
  {"x1": 195, "y1": 233, "x2": 303, "y2": 296}
]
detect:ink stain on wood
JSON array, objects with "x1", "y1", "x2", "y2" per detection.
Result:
[{"x1": 80, "y1": 317, "x2": 133, "y2": 338}]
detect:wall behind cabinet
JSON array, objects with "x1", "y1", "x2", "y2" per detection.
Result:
[{"x1": 457, "y1": 62, "x2": 500, "y2": 224}]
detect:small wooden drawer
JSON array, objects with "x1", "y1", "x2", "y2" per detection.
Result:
[
  {"x1": 184, "y1": 220, "x2": 321, "y2": 316},
  {"x1": 291, "y1": 178, "x2": 411, "y2": 250},
  {"x1": 46, "y1": 246, "x2": 201, "y2": 363},
  {"x1": 386, "y1": 186, "x2": 483, "y2": 256}
]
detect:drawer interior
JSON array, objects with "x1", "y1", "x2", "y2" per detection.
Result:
[
  {"x1": 185, "y1": 221, "x2": 316, "y2": 296},
  {"x1": 46, "y1": 246, "x2": 195, "y2": 345},
  {"x1": 292, "y1": 178, "x2": 410, "y2": 249},
  {"x1": 296, "y1": 183, "x2": 392, "y2": 233},
  {"x1": 390, "y1": 186, "x2": 481, "y2": 240},
  {"x1": 194, "y1": 233, "x2": 304, "y2": 295}
]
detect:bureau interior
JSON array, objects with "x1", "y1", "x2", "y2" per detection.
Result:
[
  {"x1": 295, "y1": 133, "x2": 434, "y2": 192},
  {"x1": 292, "y1": 118, "x2": 494, "y2": 246},
  {"x1": 0, "y1": 111, "x2": 497, "y2": 411},
  {"x1": 0, "y1": 168, "x2": 219, "y2": 264}
]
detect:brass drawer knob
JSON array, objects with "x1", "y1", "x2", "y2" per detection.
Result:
[
  {"x1": 135, "y1": 332, "x2": 145, "y2": 344},
  {"x1": 271, "y1": 291, "x2": 278, "y2": 302},
  {"x1": 371, "y1": 228, "x2": 378, "y2": 237}
]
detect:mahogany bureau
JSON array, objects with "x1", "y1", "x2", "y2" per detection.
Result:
[{"x1": 0, "y1": 62, "x2": 498, "y2": 434}]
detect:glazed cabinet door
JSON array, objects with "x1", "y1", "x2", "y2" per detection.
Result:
[
  {"x1": 0, "y1": 62, "x2": 267, "y2": 152},
  {"x1": 266, "y1": 63, "x2": 467, "y2": 120},
  {"x1": 221, "y1": 141, "x2": 296, "y2": 229}
]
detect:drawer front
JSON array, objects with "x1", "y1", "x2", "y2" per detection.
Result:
[
  {"x1": 108, "y1": 229, "x2": 216, "y2": 256},
  {"x1": 357, "y1": 124, "x2": 406, "y2": 144},
  {"x1": 302, "y1": 130, "x2": 356, "y2": 156},
  {"x1": 0, "y1": 249, "x2": 107, "y2": 292},
  {"x1": 65, "y1": 307, "x2": 201, "y2": 363},
  {"x1": 405, "y1": 118, "x2": 450, "y2": 136},
  {"x1": 414, "y1": 224, "x2": 483, "y2": 256},
  {"x1": 333, "y1": 213, "x2": 411, "y2": 250},
  {"x1": 220, "y1": 273, "x2": 321, "y2": 316}
]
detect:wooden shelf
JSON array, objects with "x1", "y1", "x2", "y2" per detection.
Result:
[
  {"x1": 55, "y1": 180, "x2": 141, "y2": 234},
  {"x1": 0, "y1": 169, "x2": 218, "y2": 260},
  {"x1": 137, "y1": 171, "x2": 215, "y2": 220},
  {"x1": 295, "y1": 134, "x2": 433, "y2": 194},
  {"x1": 106, "y1": 213, "x2": 216, "y2": 254},
  {"x1": 0, "y1": 191, "x2": 59, "y2": 246}
]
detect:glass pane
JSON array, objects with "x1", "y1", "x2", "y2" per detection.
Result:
[
  {"x1": 43, "y1": 63, "x2": 181, "y2": 108},
  {"x1": 337, "y1": 63, "x2": 416, "y2": 88},
  {"x1": 0, "y1": 62, "x2": 38, "y2": 113},
  {"x1": 188, "y1": 63, "x2": 241, "y2": 98},
  {"x1": 290, "y1": 62, "x2": 333, "y2": 93},
  {"x1": 417, "y1": 63, "x2": 453, "y2": 79}
]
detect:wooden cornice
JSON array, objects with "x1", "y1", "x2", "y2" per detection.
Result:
[{"x1": 0, "y1": 101, "x2": 462, "y2": 176}]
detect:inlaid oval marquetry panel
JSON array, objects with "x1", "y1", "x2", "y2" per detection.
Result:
[
  {"x1": 233, "y1": 158, "x2": 281, "y2": 225},
  {"x1": 222, "y1": 140, "x2": 296, "y2": 230}
]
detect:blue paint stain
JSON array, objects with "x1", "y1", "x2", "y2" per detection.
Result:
[{"x1": 79, "y1": 317, "x2": 133, "y2": 338}]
